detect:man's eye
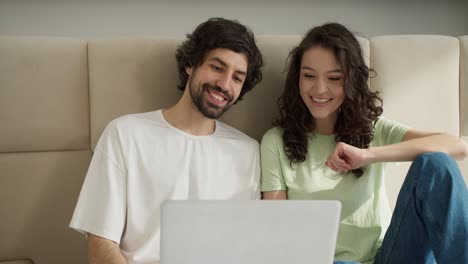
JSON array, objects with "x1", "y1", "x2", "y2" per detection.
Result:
[
  {"x1": 211, "y1": 65, "x2": 222, "y2": 71},
  {"x1": 234, "y1": 76, "x2": 244, "y2": 83}
]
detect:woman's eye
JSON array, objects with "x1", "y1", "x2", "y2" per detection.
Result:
[
  {"x1": 329, "y1": 77, "x2": 342, "y2": 81},
  {"x1": 304, "y1": 74, "x2": 315, "y2": 79}
]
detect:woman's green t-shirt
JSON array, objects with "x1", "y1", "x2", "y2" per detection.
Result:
[{"x1": 260, "y1": 118, "x2": 409, "y2": 264}]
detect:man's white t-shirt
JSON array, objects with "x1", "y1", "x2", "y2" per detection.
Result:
[{"x1": 70, "y1": 110, "x2": 261, "y2": 264}]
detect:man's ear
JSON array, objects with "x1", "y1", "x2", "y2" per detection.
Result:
[{"x1": 186, "y1": 66, "x2": 193, "y2": 75}]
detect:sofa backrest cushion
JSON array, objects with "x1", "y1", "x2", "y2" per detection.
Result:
[{"x1": 0, "y1": 37, "x2": 89, "y2": 152}]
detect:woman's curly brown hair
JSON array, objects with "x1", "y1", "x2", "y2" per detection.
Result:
[{"x1": 274, "y1": 23, "x2": 383, "y2": 177}]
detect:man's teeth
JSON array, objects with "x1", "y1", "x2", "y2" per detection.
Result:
[
  {"x1": 312, "y1": 97, "x2": 332, "y2": 103},
  {"x1": 210, "y1": 91, "x2": 224, "y2": 101}
]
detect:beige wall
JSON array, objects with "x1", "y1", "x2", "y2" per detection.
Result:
[{"x1": 0, "y1": 0, "x2": 467, "y2": 38}]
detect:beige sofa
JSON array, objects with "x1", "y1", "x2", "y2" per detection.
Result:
[{"x1": 1, "y1": 35, "x2": 467, "y2": 264}]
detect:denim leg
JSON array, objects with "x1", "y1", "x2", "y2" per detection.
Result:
[{"x1": 376, "y1": 152, "x2": 468, "y2": 264}]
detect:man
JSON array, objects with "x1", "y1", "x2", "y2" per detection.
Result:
[{"x1": 70, "y1": 17, "x2": 263, "y2": 264}]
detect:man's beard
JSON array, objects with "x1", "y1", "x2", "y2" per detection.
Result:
[{"x1": 189, "y1": 81, "x2": 234, "y2": 119}]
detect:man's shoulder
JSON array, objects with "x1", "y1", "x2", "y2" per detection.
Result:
[
  {"x1": 215, "y1": 121, "x2": 259, "y2": 147},
  {"x1": 106, "y1": 110, "x2": 164, "y2": 132}
]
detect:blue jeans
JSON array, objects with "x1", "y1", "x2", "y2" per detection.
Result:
[{"x1": 335, "y1": 152, "x2": 468, "y2": 264}]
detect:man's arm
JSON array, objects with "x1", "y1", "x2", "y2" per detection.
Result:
[{"x1": 87, "y1": 234, "x2": 127, "y2": 264}]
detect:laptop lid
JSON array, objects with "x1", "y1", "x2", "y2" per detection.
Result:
[{"x1": 160, "y1": 200, "x2": 341, "y2": 264}]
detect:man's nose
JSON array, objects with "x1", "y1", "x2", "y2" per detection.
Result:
[{"x1": 216, "y1": 73, "x2": 231, "y2": 91}]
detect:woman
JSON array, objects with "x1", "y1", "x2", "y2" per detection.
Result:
[{"x1": 261, "y1": 23, "x2": 468, "y2": 264}]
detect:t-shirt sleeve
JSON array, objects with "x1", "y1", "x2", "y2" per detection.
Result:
[
  {"x1": 69, "y1": 120, "x2": 127, "y2": 244},
  {"x1": 252, "y1": 142, "x2": 262, "y2": 200},
  {"x1": 260, "y1": 128, "x2": 288, "y2": 192},
  {"x1": 373, "y1": 117, "x2": 410, "y2": 147}
]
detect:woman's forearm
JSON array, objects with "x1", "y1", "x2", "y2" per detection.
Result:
[{"x1": 367, "y1": 134, "x2": 468, "y2": 163}]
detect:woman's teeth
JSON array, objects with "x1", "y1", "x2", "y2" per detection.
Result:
[{"x1": 312, "y1": 97, "x2": 332, "y2": 103}]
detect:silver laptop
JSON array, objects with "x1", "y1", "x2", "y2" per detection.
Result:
[{"x1": 160, "y1": 200, "x2": 341, "y2": 264}]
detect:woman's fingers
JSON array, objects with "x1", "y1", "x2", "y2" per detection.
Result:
[
  {"x1": 326, "y1": 155, "x2": 351, "y2": 172},
  {"x1": 325, "y1": 160, "x2": 339, "y2": 172}
]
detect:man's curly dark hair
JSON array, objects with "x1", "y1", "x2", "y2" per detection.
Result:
[
  {"x1": 175, "y1": 17, "x2": 263, "y2": 102},
  {"x1": 275, "y1": 23, "x2": 383, "y2": 177}
]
